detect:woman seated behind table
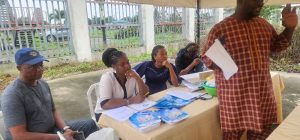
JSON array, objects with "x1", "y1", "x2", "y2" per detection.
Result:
[
  {"x1": 94, "y1": 48, "x2": 149, "y2": 122},
  {"x1": 175, "y1": 42, "x2": 206, "y2": 76},
  {"x1": 133, "y1": 45, "x2": 180, "y2": 95}
]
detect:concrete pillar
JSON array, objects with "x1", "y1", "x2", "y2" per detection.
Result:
[
  {"x1": 182, "y1": 8, "x2": 195, "y2": 42},
  {"x1": 140, "y1": 5, "x2": 155, "y2": 53},
  {"x1": 67, "y1": 0, "x2": 92, "y2": 62}
]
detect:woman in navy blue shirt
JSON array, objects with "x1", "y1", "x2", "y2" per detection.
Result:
[
  {"x1": 175, "y1": 42, "x2": 206, "y2": 76},
  {"x1": 133, "y1": 45, "x2": 180, "y2": 94}
]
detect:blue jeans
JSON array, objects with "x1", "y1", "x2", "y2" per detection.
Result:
[{"x1": 67, "y1": 119, "x2": 98, "y2": 138}]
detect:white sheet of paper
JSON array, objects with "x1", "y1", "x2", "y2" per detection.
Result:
[
  {"x1": 205, "y1": 39, "x2": 238, "y2": 80},
  {"x1": 166, "y1": 90, "x2": 198, "y2": 100},
  {"x1": 190, "y1": 92, "x2": 206, "y2": 98},
  {"x1": 128, "y1": 99, "x2": 156, "y2": 111},
  {"x1": 181, "y1": 79, "x2": 201, "y2": 92},
  {"x1": 103, "y1": 106, "x2": 137, "y2": 122},
  {"x1": 180, "y1": 72, "x2": 199, "y2": 80}
]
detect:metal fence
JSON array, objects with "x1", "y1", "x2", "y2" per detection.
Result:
[
  {"x1": 86, "y1": 0, "x2": 141, "y2": 52},
  {"x1": 196, "y1": 8, "x2": 217, "y2": 42},
  {"x1": 0, "y1": 0, "x2": 73, "y2": 64},
  {"x1": 195, "y1": 8, "x2": 235, "y2": 44},
  {"x1": 154, "y1": 6, "x2": 184, "y2": 45},
  {"x1": 0, "y1": 0, "x2": 233, "y2": 64}
]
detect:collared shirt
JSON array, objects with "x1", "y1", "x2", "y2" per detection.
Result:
[{"x1": 94, "y1": 72, "x2": 139, "y2": 114}]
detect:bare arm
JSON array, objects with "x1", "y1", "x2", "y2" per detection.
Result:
[
  {"x1": 102, "y1": 70, "x2": 148, "y2": 110},
  {"x1": 271, "y1": 4, "x2": 298, "y2": 53},
  {"x1": 53, "y1": 110, "x2": 66, "y2": 130},
  {"x1": 125, "y1": 70, "x2": 149, "y2": 95},
  {"x1": 101, "y1": 98, "x2": 130, "y2": 110},
  {"x1": 163, "y1": 61, "x2": 179, "y2": 87},
  {"x1": 7, "y1": 105, "x2": 71, "y2": 140},
  {"x1": 53, "y1": 110, "x2": 75, "y2": 139},
  {"x1": 281, "y1": 4, "x2": 298, "y2": 42},
  {"x1": 101, "y1": 96, "x2": 146, "y2": 110},
  {"x1": 179, "y1": 58, "x2": 201, "y2": 76},
  {"x1": 9, "y1": 124, "x2": 59, "y2": 140}
]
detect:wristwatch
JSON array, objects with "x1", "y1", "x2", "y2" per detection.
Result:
[{"x1": 62, "y1": 126, "x2": 71, "y2": 133}]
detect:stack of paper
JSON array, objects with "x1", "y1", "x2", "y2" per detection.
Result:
[
  {"x1": 157, "y1": 108, "x2": 189, "y2": 124},
  {"x1": 166, "y1": 90, "x2": 199, "y2": 100},
  {"x1": 154, "y1": 95, "x2": 193, "y2": 109},
  {"x1": 103, "y1": 106, "x2": 137, "y2": 122},
  {"x1": 103, "y1": 99, "x2": 157, "y2": 122},
  {"x1": 181, "y1": 79, "x2": 202, "y2": 92},
  {"x1": 129, "y1": 110, "x2": 161, "y2": 132},
  {"x1": 128, "y1": 99, "x2": 156, "y2": 111},
  {"x1": 180, "y1": 72, "x2": 200, "y2": 82}
]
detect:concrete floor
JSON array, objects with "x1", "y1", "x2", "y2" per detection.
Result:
[
  {"x1": 280, "y1": 72, "x2": 300, "y2": 119},
  {"x1": 48, "y1": 69, "x2": 111, "y2": 120}
]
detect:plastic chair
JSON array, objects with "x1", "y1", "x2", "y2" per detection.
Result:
[
  {"x1": 0, "y1": 111, "x2": 4, "y2": 140},
  {"x1": 86, "y1": 82, "x2": 100, "y2": 121}
]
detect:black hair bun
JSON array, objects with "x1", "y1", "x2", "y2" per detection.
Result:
[{"x1": 102, "y1": 48, "x2": 118, "y2": 67}]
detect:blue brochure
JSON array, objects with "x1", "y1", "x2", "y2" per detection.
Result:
[
  {"x1": 129, "y1": 110, "x2": 161, "y2": 132},
  {"x1": 158, "y1": 108, "x2": 189, "y2": 124},
  {"x1": 154, "y1": 95, "x2": 193, "y2": 109}
]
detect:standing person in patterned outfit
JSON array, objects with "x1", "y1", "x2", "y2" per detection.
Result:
[{"x1": 201, "y1": 0, "x2": 298, "y2": 139}]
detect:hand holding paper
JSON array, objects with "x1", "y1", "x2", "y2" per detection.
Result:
[{"x1": 204, "y1": 39, "x2": 238, "y2": 80}]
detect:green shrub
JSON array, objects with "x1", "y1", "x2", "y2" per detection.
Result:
[
  {"x1": 269, "y1": 27, "x2": 300, "y2": 72},
  {"x1": 271, "y1": 27, "x2": 300, "y2": 64}
]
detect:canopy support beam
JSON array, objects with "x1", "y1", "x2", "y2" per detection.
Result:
[{"x1": 196, "y1": 0, "x2": 200, "y2": 44}]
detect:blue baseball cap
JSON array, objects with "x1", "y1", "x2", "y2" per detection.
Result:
[{"x1": 15, "y1": 48, "x2": 48, "y2": 65}]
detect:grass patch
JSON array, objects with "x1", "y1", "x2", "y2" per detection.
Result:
[
  {"x1": 270, "y1": 58, "x2": 300, "y2": 73},
  {"x1": 0, "y1": 74, "x2": 15, "y2": 91}
]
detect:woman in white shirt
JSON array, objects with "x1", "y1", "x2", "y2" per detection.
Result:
[{"x1": 94, "y1": 48, "x2": 149, "y2": 121}]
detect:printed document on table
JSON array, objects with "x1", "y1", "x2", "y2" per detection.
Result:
[
  {"x1": 128, "y1": 99, "x2": 156, "y2": 111},
  {"x1": 180, "y1": 72, "x2": 199, "y2": 81},
  {"x1": 204, "y1": 39, "x2": 238, "y2": 80},
  {"x1": 103, "y1": 106, "x2": 137, "y2": 122},
  {"x1": 181, "y1": 79, "x2": 200, "y2": 92},
  {"x1": 166, "y1": 90, "x2": 198, "y2": 100}
]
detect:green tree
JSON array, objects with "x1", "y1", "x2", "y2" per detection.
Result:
[
  {"x1": 49, "y1": 9, "x2": 65, "y2": 23},
  {"x1": 260, "y1": 6, "x2": 281, "y2": 25}
]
